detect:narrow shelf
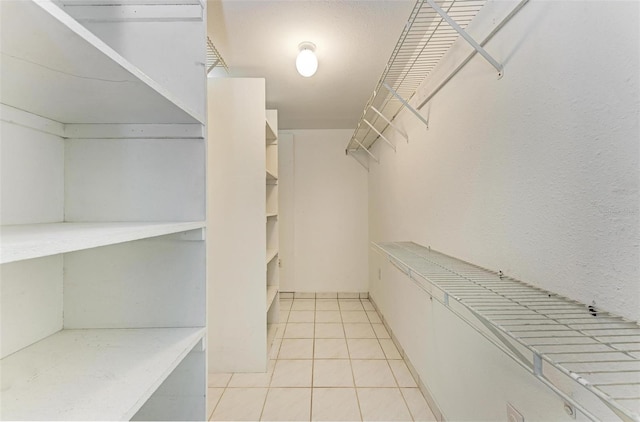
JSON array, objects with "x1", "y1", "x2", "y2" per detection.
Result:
[
  {"x1": 266, "y1": 168, "x2": 278, "y2": 181},
  {"x1": 0, "y1": 221, "x2": 205, "y2": 264},
  {"x1": 266, "y1": 285, "x2": 279, "y2": 312},
  {"x1": 266, "y1": 212, "x2": 278, "y2": 219},
  {"x1": 374, "y1": 241, "x2": 640, "y2": 421},
  {"x1": 265, "y1": 120, "x2": 277, "y2": 144},
  {"x1": 266, "y1": 248, "x2": 278, "y2": 265},
  {"x1": 0, "y1": 0, "x2": 204, "y2": 125},
  {"x1": 0, "y1": 327, "x2": 205, "y2": 421}
]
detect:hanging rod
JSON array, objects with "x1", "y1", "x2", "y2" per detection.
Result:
[
  {"x1": 206, "y1": 36, "x2": 228, "y2": 75},
  {"x1": 374, "y1": 241, "x2": 640, "y2": 422}
]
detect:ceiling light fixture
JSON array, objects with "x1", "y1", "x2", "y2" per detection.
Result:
[{"x1": 296, "y1": 42, "x2": 318, "y2": 77}]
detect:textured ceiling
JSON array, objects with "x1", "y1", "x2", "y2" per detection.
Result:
[{"x1": 207, "y1": 0, "x2": 414, "y2": 129}]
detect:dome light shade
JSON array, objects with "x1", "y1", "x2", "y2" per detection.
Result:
[{"x1": 296, "y1": 42, "x2": 318, "y2": 77}]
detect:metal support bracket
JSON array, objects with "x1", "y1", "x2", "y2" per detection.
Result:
[
  {"x1": 346, "y1": 149, "x2": 370, "y2": 171},
  {"x1": 364, "y1": 119, "x2": 396, "y2": 152},
  {"x1": 351, "y1": 137, "x2": 379, "y2": 163},
  {"x1": 425, "y1": 0, "x2": 504, "y2": 78},
  {"x1": 370, "y1": 106, "x2": 409, "y2": 142},
  {"x1": 383, "y1": 82, "x2": 429, "y2": 128}
]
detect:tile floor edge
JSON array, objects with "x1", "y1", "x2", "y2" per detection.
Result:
[{"x1": 368, "y1": 295, "x2": 446, "y2": 422}]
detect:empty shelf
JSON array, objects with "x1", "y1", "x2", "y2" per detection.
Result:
[
  {"x1": 266, "y1": 249, "x2": 278, "y2": 265},
  {"x1": 0, "y1": 327, "x2": 205, "y2": 421},
  {"x1": 266, "y1": 285, "x2": 279, "y2": 312},
  {"x1": 374, "y1": 241, "x2": 640, "y2": 421},
  {"x1": 0, "y1": 221, "x2": 205, "y2": 264},
  {"x1": 266, "y1": 212, "x2": 278, "y2": 219},
  {"x1": 0, "y1": 0, "x2": 204, "y2": 125}
]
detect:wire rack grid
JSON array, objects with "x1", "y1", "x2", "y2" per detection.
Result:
[
  {"x1": 206, "y1": 36, "x2": 228, "y2": 74},
  {"x1": 347, "y1": 0, "x2": 487, "y2": 153},
  {"x1": 374, "y1": 241, "x2": 640, "y2": 422}
]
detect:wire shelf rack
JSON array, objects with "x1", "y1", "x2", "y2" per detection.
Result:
[
  {"x1": 374, "y1": 241, "x2": 640, "y2": 422},
  {"x1": 346, "y1": 0, "x2": 488, "y2": 154},
  {"x1": 207, "y1": 36, "x2": 228, "y2": 74}
]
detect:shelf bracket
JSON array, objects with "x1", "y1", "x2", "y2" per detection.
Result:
[
  {"x1": 351, "y1": 137, "x2": 380, "y2": 163},
  {"x1": 425, "y1": 0, "x2": 504, "y2": 77},
  {"x1": 346, "y1": 149, "x2": 371, "y2": 171},
  {"x1": 364, "y1": 119, "x2": 396, "y2": 152},
  {"x1": 370, "y1": 106, "x2": 408, "y2": 143},
  {"x1": 382, "y1": 83, "x2": 429, "y2": 129}
]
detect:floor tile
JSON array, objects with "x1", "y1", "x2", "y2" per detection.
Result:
[
  {"x1": 280, "y1": 299, "x2": 293, "y2": 310},
  {"x1": 314, "y1": 338, "x2": 349, "y2": 359},
  {"x1": 351, "y1": 360, "x2": 397, "y2": 387},
  {"x1": 316, "y1": 300, "x2": 339, "y2": 311},
  {"x1": 344, "y1": 323, "x2": 376, "y2": 338},
  {"x1": 315, "y1": 310, "x2": 342, "y2": 323},
  {"x1": 292, "y1": 299, "x2": 315, "y2": 310},
  {"x1": 312, "y1": 388, "x2": 361, "y2": 421},
  {"x1": 261, "y1": 388, "x2": 311, "y2": 421},
  {"x1": 206, "y1": 388, "x2": 225, "y2": 420},
  {"x1": 270, "y1": 359, "x2": 313, "y2": 387},
  {"x1": 313, "y1": 359, "x2": 354, "y2": 387},
  {"x1": 372, "y1": 324, "x2": 390, "y2": 339},
  {"x1": 388, "y1": 360, "x2": 417, "y2": 387},
  {"x1": 341, "y1": 311, "x2": 369, "y2": 323},
  {"x1": 380, "y1": 338, "x2": 402, "y2": 359},
  {"x1": 315, "y1": 323, "x2": 345, "y2": 338},
  {"x1": 227, "y1": 360, "x2": 275, "y2": 387},
  {"x1": 339, "y1": 300, "x2": 364, "y2": 311},
  {"x1": 366, "y1": 311, "x2": 382, "y2": 323},
  {"x1": 347, "y1": 338, "x2": 385, "y2": 359},
  {"x1": 208, "y1": 372, "x2": 232, "y2": 388},
  {"x1": 357, "y1": 388, "x2": 412, "y2": 421},
  {"x1": 316, "y1": 292, "x2": 338, "y2": 299},
  {"x1": 279, "y1": 292, "x2": 294, "y2": 299},
  {"x1": 401, "y1": 388, "x2": 437, "y2": 421},
  {"x1": 269, "y1": 338, "x2": 283, "y2": 359},
  {"x1": 279, "y1": 310, "x2": 290, "y2": 323},
  {"x1": 289, "y1": 310, "x2": 315, "y2": 323},
  {"x1": 210, "y1": 388, "x2": 268, "y2": 421},
  {"x1": 284, "y1": 323, "x2": 314, "y2": 338},
  {"x1": 295, "y1": 292, "x2": 316, "y2": 299},
  {"x1": 278, "y1": 338, "x2": 314, "y2": 359},
  {"x1": 361, "y1": 300, "x2": 375, "y2": 311},
  {"x1": 338, "y1": 292, "x2": 360, "y2": 299}
]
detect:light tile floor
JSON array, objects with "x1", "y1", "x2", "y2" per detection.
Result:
[{"x1": 208, "y1": 297, "x2": 437, "y2": 421}]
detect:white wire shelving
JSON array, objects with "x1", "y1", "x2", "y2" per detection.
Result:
[
  {"x1": 346, "y1": 0, "x2": 510, "y2": 163},
  {"x1": 374, "y1": 241, "x2": 640, "y2": 422},
  {"x1": 207, "y1": 36, "x2": 228, "y2": 75}
]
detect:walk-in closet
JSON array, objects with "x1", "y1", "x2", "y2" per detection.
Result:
[{"x1": 1, "y1": 0, "x2": 638, "y2": 421}]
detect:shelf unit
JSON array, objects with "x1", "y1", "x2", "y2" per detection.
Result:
[
  {"x1": 374, "y1": 242, "x2": 640, "y2": 422},
  {"x1": 0, "y1": 1, "x2": 207, "y2": 420},
  {"x1": 207, "y1": 78, "x2": 279, "y2": 373},
  {"x1": 265, "y1": 109, "x2": 280, "y2": 354}
]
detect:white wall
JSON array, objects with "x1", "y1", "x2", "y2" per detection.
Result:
[
  {"x1": 369, "y1": 0, "x2": 639, "y2": 322},
  {"x1": 368, "y1": 0, "x2": 639, "y2": 420},
  {"x1": 280, "y1": 129, "x2": 368, "y2": 293}
]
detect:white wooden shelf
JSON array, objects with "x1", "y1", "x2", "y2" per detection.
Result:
[
  {"x1": 266, "y1": 248, "x2": 278, "y2": 265},
  {"x1": 266, "y1": 168, "x2": 278, "y2": 181},
  {"x1": 0, "y1": 0, "x2": 204, "y2": 125},
  {"x1": 0, "y1": 221, "x2": 205, "y2": 264},
  {"x1": 266, "y1": 212, "x2": 278, "y2": 219},
  {"x1": 266, "y1": 285, "x2": 279, "y2": 312},
  {"x1": 0, "y1": 327, "x2": 205, "y2": 421}
]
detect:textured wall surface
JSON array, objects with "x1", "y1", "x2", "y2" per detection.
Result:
[{"x1": 368, "y1": 0, "x2": 639, "y2": 321}]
